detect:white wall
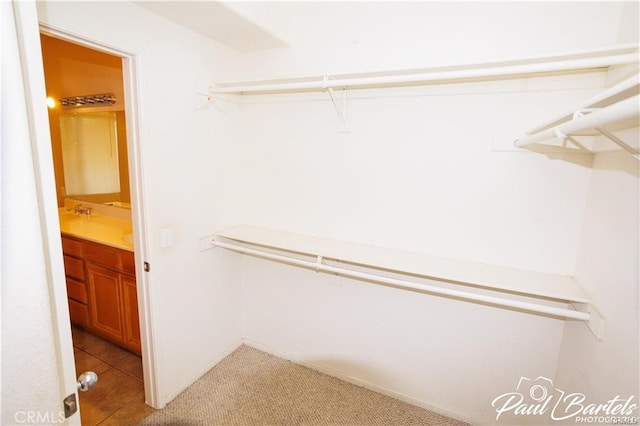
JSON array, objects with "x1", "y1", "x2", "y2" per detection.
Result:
[
  {"x1": 554, "y1": 2, "x2": 639, "y2": 421},
  {"x1": 554, "y1": 149, "x2": 639, "y2": 417},
  {"x1": 225, "y1": 78, "x2": 601, "y2": 274},
  {"x1": 231, "y1": 76, "x2": 594, "y2": 424},
  {"x1": 224, "y1": 1, "x2": 625, "y2": 80},
  {"x1": 215, "y1": 2, "x2": 634, "y2": 423},
  {"x1": 36, "y1": 1, "x2": 245, "y2": 406}
]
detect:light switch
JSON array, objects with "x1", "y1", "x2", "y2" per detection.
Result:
[{"x1": 159, "y1": 228, "x2": 174, "y2": 248}]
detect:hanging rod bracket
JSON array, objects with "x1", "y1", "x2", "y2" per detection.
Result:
[
  {"x1": 571, "y1": 301, "x2": 606, "y2": 340},
  {"x1": 554, "y1": 128, "x2": 568, "y2": 139},
  {"x1": 572, "y1": 108, "x2": 601, "y2": 120}
]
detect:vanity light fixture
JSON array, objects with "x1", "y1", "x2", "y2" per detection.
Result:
[
  {"x1": 46, "y1": 96, "x2": 56, "y2": 108},
  {"x1": 59, "y1": 93, "x2": 116, "y2": 109}
]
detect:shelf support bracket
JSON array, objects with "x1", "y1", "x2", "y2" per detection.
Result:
[
  {"x1": 326, "y1": 87, "x2": 347, "y2": 122},
  {"x1": 571, "y1": 108, "x2": 640, "y2": 160},
  {"x1": 595, "y1": 127, "x2": 640, "y2": 160},
  {"x1": 323, "y1": 75, "x2": 350, "y2": 132}
]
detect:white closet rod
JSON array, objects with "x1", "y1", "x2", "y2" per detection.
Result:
[
  {"x1": 580, "y1": 72, "x2": 640, "y2": 106},
  {"x1": 526, "y1": 73, "x2": 640, "y2": 135},
  {"x1": 514, "y1": 95, "x2": 639, "y2": 146},
  {"x1": 212, "y1": 239, "x2": 591, "y2": 321},
  {"x1": 210, "y1": 53, "x2": 638, "y2": 94}
]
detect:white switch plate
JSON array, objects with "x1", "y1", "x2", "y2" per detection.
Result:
[
  {"x1": 159, "y1": 228, "x2": 174, "y2": 248},
  {"x1": 199, "y1": 234, "x2": 215, "y2": 251}
]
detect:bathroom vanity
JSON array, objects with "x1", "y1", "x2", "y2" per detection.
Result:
[{"x1": 59, "y1": 206, "x2": 140, "y2": 355}]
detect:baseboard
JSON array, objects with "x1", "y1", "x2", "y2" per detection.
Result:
[
  {"x1": 163, "y1": 338, "x2": 244, "y2": 405},
  {"x1": 241, "y1": 338, "x2": 475, "y2": 425}
]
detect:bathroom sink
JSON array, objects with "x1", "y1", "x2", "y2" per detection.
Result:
[
  {"x1": 58, "y1": 206, "x2": 133, "y2": 250},
  {"x1": 58, "y1": 212, "x2": 81, "y2": 221}
]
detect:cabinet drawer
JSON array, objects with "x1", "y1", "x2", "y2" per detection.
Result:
[
  {"x1": 62, "y1": 236, "x2": 83, "y2": 257},
  {"x1": 63, "y1": 255, "x2": 85, "y2": 281},
  {"x1": 66, "y1": 277, "x2": 88, "y2": 304},
  {"x1": 85, "y1": 241, "x2": 120, "y2": 270},
  {"x1": 68, "y1": 299, "x2": 90, "y2": 328}
]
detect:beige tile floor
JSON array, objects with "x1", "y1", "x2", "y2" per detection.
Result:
[{"x1": 72, "y1": 326, "x2": 155, "y2": 425}]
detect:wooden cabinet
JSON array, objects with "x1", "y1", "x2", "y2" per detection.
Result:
[
  {"x1": 61, "y1": 235, "x2": 141, "y2": 355},
  {"x1": 62, "y1": 238, "x2": 91, "y2": 328}
]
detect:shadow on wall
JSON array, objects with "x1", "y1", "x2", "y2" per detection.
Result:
[
  {"x1": 591, "y1": 150, "x2": 640, "y2": 176},
  {"x1": 519, "y1": 138, "x2": 639, "y2": 176}
]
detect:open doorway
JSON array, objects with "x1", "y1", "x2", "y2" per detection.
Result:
[{"x1": 40, "y1": 34, "x2": 153, "y2": 424}]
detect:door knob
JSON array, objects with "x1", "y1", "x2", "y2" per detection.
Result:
[{"x1": 77, "y1": 371, "x2": 98, "y2": 392}]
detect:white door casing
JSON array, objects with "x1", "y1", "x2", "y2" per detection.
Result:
[{"x1": 37, "y1": 11, "x2": 159, "y2": 410}]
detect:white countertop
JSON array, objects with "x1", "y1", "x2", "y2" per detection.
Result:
[{"x1": 59, "y1": 208, "x2": 134, "y2": 251}]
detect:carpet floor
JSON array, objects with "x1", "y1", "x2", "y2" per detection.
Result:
[{"x1": 141, "y1": 345, "x2": 467, "y2": 426}]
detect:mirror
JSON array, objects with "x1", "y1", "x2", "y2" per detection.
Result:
[{"x1": 58, "y1": 111, "x2": 130, "y2": 207}]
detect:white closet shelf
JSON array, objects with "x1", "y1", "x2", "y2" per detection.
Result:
[
  {"x1": 209, "y1": 45, "x2": 638, "y2": 94},
  {"x1": 212, "y1": 225, "x2": 604, "y2": 336},
  {"x1": 515, "y1": 73, "x2": 640, "y2": 159}
]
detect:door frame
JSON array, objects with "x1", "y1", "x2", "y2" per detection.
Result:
[{"x1": 37, "y1": 23, "x2": 159, "y2": 408}]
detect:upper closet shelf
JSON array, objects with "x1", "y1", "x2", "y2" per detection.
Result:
[
  {"x1": 211, "y1": 225, "x2": 605, "y2": 338},
  {"x1": 515, "y1": 72, "x2": 640, "y2": 159},
  {"x1": 209, "y1": 44, "x2": 638, "y2": 94}
]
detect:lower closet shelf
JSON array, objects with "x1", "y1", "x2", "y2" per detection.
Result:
[{"x1": 211, "y1": 225, "x2": 604, "y2": 337}]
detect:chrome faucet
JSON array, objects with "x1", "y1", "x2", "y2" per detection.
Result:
[{"x1": 74, "y1": 204, "x2": 92, "y2": 216}]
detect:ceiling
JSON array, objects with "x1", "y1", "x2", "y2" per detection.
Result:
[{"x1": 134, "y1": 1, "x2": 288, "y2": 52}]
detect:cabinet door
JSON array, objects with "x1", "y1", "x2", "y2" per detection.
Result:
[
  {"x1": 87, "y1": 263, "x2": 124, "y2": 343},
  {"x1": 121, "y1": 274, "x2": 141, "y2": 355}
]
